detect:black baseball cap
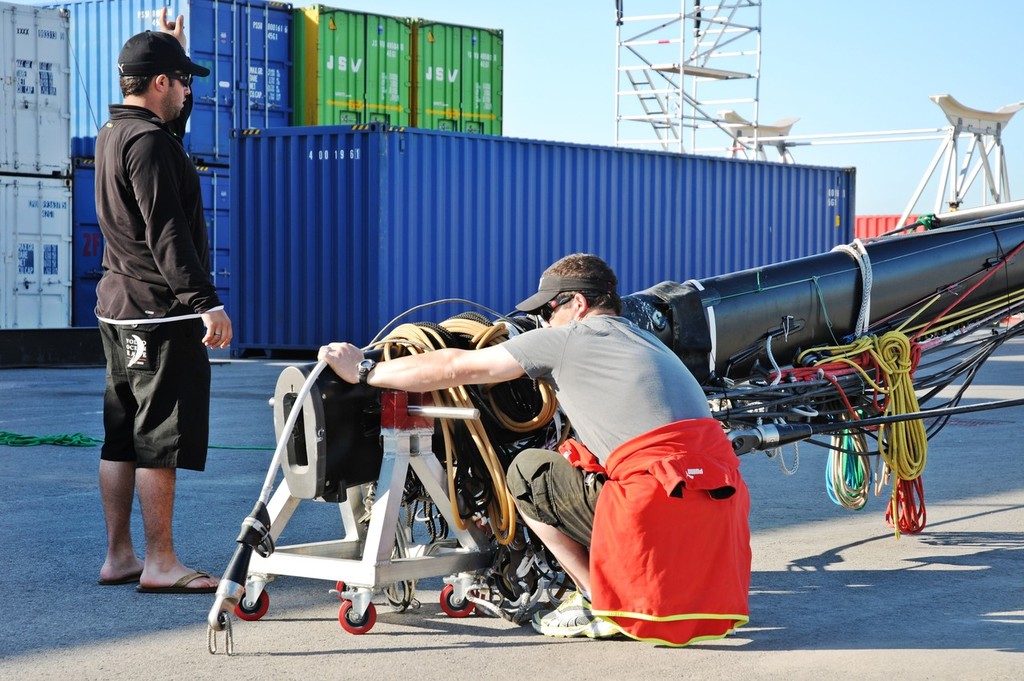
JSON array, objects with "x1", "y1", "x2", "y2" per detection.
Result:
[
  {"x1": 515, "y1": 274, "x2": 616, "y2": 312},
  {"x1": 117, "y1": 31, "x2": 210, "y2": 78}
]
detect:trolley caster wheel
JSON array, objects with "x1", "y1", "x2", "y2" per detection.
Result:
[
  {"x1": 339, "y1": 600, "x2": 376, "y2": 634},
  {"x1": 334, "y1": 581, "x2": 347, "y2": 601},
  {"x1": 439, "y1": 584, "x2": 476, "y2": 618},
  {"x1": 234, "y1": 590, "x2": 270, "y2": 621}
]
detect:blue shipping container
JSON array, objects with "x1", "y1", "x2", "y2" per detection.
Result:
[
  {"x1": 56, "y1": 0, "x2": 292, "y2": 163},
  {"x1": 71, "y1": 158, "x2": 230, "y2": 326},
  {"x1": 70, "y1": 158, "x2": 101, "y2": 326},
  {"x1": 231, "y1": 125, "x2": 855, "y2": 356},
  {"x1": 195, "y1": 163, "x2": 232, "y2": 299}
]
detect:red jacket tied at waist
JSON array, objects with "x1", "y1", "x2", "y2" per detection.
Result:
[{"x1": 560, "y1": 418, "x2": 752, "y2": 646}]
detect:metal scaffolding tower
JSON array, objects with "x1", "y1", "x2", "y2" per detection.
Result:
[{"x1": 614, "y1": 1, "x2": 762, "y2": 154}]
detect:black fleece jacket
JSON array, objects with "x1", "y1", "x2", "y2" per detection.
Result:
[{"x1": 94, "y1": 98, "x2": 222, "y2": 322}]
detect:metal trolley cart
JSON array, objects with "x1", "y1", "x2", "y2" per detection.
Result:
[{"x1": 208, "y1": 363, "x2": 496, "y2": 647}]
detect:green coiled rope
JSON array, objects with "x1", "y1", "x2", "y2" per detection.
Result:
[
  {"x1": 0, "y1": 431, "x2": 102, "y2": 447},
  {"x1": 0, "y1": 431, "x2": 273, "y2": 450}
]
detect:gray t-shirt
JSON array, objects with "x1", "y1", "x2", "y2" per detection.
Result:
[{"x1": 501, "y1": 315, "x2": 711, "y2": 462}]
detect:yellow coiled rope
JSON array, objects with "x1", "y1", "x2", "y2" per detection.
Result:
[
  {"x1": 799, "y1": 330, "x2": 927, "y2": 536},
  {"x1": 373, "y1": 317, "x2": 558, "y2": 546}
]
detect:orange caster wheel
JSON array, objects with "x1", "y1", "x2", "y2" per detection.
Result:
[
  {"x1": 440, "y1": 584, "x2": 476, "y2": 618},
  {"x1": 234, "y1": 590, "x2": 270, "y2": 621},
  {"x1": 339, "y1": 600, "x2": 376, "y2": 634}
]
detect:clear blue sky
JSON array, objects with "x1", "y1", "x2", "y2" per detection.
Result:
[{"x1": 320, "y1": 0, "x2": 1024, "y2": 216}]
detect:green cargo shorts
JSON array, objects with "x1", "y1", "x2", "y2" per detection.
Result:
[{"x1": 505, "y1": 448, "x2": 604, "y2": 547}]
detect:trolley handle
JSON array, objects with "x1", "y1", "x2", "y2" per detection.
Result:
[{"x1": 407, "y1": 405, "x2": 480, "y2": 420}]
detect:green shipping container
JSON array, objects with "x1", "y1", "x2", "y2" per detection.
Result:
[
  {"x1": 412, "y1": 21, "x2": 503, "y2": 135},
  {"x1": 293, "y1": 6, "x2": 412, "y2": 126}
]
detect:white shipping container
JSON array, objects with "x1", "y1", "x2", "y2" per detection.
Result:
[
  {"x1": 0, "y1": 2, "x2": 71, "y2": 176},
  {"x1": 0, "y1": 176, "x2": 72, "y2": 328}
]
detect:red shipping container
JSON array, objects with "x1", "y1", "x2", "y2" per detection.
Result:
[{"x1": 855, "y1": 214, "x2": 920, "y2": 240}]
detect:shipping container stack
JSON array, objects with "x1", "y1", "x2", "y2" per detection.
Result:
[
  {"x1": 15, "y1": 0, "x2": 504, "y2": 334},
  {"x1": 54, "y1": 0, "x2": 295, "y2": 325},
  {"x1": 0, "y1": 2, "x2": 74, "y2": 331},
  {"x1": 292, "y1": 5, "x2": 504, "y2": 134}
]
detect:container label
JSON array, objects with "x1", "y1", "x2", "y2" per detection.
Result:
[
  {"x1": 82, "y1": 231, "x2": 104, "y2": 258},
  {"x1": 251, "y1": 20, "x2": 288, "y2": 39},
  {"x1": 369, "y1": 38, "x2": 406, "y2": 59},
  {"x1": 44, "y1": 244, "x2": 59, "y2": 275},
  {"x1": 39, "y1": 63, "x2": 57, "y2": 97},
  {"x1": 15, "y1": 59, "x2": 35, "y2": 95},
  {"x1": 425, "y1": 66, "x2": 459, "y2": 83},
  {"x1": 468, "y1": 50, "x2": 499, "y2": 65},
  {"x1": 308, "y1": 148, "x2": 361, "y2": 162},
  {"x1": 379, "y1": 73, "x2": 400, "y2": 102},
  {"x1": 18, "y1": 244, "x2": 34, "y2": 274},
  {"x1": 248, "y1": 65, "x2": 264, "y2": 101},
  {"x1": 327, "y1": 55, "x2": 362, "y2": 73},
  {"x1": 30, "y1": 198, "x2": 68, "y2": 218}
]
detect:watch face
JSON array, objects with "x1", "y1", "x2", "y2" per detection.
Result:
[{"x1": 358, "y1": 359, "x2": 376, "y2": 384}]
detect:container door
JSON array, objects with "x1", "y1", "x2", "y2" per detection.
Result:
[
  {"x1": 362, "y1": 15, "x2": 411, "y2": 126},
  {"x1": 196, "y1": 164, "x2": 231, "y2": 303},
  {"x1": 0, "y1": 178, "x2": 72, "y2": 329},
  {"x1": 413, "y1": 22, "x2": 460, "y2": 131},
  {"x1": 319, "y1": 9, "x2": 367, "y2": 125},
  {"x1": 236, "y1": 1, "x2": 292, "y2": 131},
  {"x1": 460, "y1": 29, "x2": 502, "y2": 136},
  {"x1": 185, "y1": 0, "x2": 236, "y2": 162},
  {"x1": 71, "y1": 159, "x2": 102, "y2": 327},
  {"x1": 0, "y1": 4, "x2": 71, "y2": 175}
]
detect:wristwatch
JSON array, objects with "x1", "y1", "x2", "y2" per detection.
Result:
[{"x1": 357, "y1": 358, "x2": 376, "y2": 385}]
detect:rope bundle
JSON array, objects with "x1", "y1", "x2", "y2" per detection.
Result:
[
  {"x1": 374, "y1": 314, "x2": 558, "y2": 546},
  {"x1": 798, "y1": 330, "x2": 928, "y2": 535}
]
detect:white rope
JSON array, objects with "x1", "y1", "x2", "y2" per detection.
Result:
[{"x1": 832, "y1": 238, "x2": 873, "y2": 336}]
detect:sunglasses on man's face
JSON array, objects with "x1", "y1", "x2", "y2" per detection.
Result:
[
  {"x1": 165, "y1": 72, "x2": 193, "y2": 87},
  {"x1": 539, "y1": 293, "x2": 575, "y2": 322}
]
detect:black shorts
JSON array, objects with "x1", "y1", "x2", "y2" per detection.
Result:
[
  {"x1": 506, "y1": 448, "x2": 604, "y2": 547},
  {"x1": 99, "y1": 319, "x2": 210, "y2": 470}
]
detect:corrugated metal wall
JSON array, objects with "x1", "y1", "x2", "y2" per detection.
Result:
[
  {"x1": 855, "y1": 214, "x2": 920, "y2": 240},
  {"x1": 57, "y1": 0, "x2": 292, "y2": 162},
  {"x1": 231, "y1": 125, "x2": 855, "y2": 356}
]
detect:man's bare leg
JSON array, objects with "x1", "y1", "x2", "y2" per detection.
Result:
[
  {"x1": 99, "y1": 459, "x2": 144, "y2": 583},
  {"x1": 520, "y1": 512, "x2": 591, "y2": 596},
  {"x1": 135, "y1": 467, "x2": 217, "y2": 589}
]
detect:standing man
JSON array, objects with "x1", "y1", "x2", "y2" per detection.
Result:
[
  {"x1": 318, "y1": 253, "x2": 750, "y2": 645},
  {"x1": 95, "y1": 10, "x2": 231, "y2": 594}
]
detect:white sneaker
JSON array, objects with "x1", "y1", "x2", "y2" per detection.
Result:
[{"x1": 531, "y1": 592, "x2": 620, "y2": 639}]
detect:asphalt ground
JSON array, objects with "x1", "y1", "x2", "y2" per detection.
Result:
[{"x1": 0, "y1": 336, "x2": 1022, "y2": 680}]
